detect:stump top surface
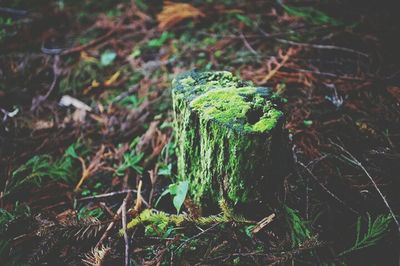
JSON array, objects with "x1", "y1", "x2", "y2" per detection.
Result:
[{"x1": 173, "y1": 70, "x2": 283, "y2": 134}]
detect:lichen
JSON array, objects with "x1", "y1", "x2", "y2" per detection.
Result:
[{"x1": 172, "y1": 70, "x2": 284, "y2": 207}]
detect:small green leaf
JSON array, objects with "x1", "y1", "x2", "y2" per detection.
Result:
[
  {"x1": 303, "y1": 120, "x2": 313, "y2": 127},
  {"x1": 147, "y1": 31, "x2": 174, "y2": 49},
  {"x1": 235, "y1": 14, "x2": 253, "y2": 27},
  {"x1": 154, "y1": 188, "x2": 171, "y2": 207},
  {"x1": 154, "y1": 180, "x2": 189, "y2": 214},
  {"x1": 131, "y1": 48, "x2": 141, "y2": 58},
  {"x1": 172, "y1": 181, "x2": 189, "y2": 214},
  {"x1": 158, "y1": 164, "x2": 172, "y2": 176},
  {"x1": 100, "y1": 50, "x2": 117, "y2": 66},
  {"x1": 65, "y1": 144, "x2": 79, "y2": 158},
  {"x1": 244, "y1": 225, "x2": 255, "y2": 238}
]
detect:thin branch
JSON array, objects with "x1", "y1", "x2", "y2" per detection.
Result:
[
  {"x1": 175, "y1": 222, "x2": 221, "y2": 251},
  {"x1": 329, "y1": 140, "x2": 400, "y2": 233},
  {"x1": 95, "y1": 192, "x2": 131, "y2": 248},
  {"x1": 239, "y1": 31, "x2": 258, "y2": 55},
  {"x1": 30, "y1": 55, "x2": 61, "y2": 111},
  {"x1": 297, "y1": 161, "x2": 358, "y2": 214},
  {"x1": 61, "y1": 28, "x2": 118, "y2": 56},
  {"x1": 121, "y1": 194, "x2": 130, "y2": 266},
  {"x1": 77, "y1": 189, "x2": 138, "y2": 201},
  {"x1": 258, "y1": 27, "x2": 369, "y2": 58}
]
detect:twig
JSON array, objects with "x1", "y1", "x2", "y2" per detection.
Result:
[
  {"x1": 274, "y1": 38, "x2": 369, "y2": 58},
  {"x1": 260, "y1": 47, "x2": 296, "y2": 83},
  {"x1": 329, "y1": 140, "x2": 400, "y2": 233},
  {"x1": 30, "y1": 55, "x2": 61, "y2": 111},
  {"x1": 252, "y1": 213, "x2": 275, "y2": 234},
  {"x1": 121, "y1": 193, "x2": 130, "y2": 266},
  {"x1": 112, "y1": 84, "x2": 139, "y2": 103},
  {"x1": 239, "y1": 31, "x2": 258, "y2": 55},
  {"x1": 286, "y1": 66, "x2": 367, "y2": 81},
  {"x1": 297, "y1": 161, "x2": 358, "y2": 214},
  {"x1": 95, "y1": 192, "x2": 131, "y2": 248},
  {"x1": 130, "y1": 180, "x2": 143, "y2": 215},
  {"x1": 175, "y1": 222, "x2": 221, "y2": 251},
  {"x1": 0, "y1": 7, "x2": 28, "y2": 17},
  {"x1": 258, "y1": 27, "x2": 369, "y2": 58},
  {"x1": 61, "y1": 19, "x2": 124, "y2": 56},
  {"x1": 77, "y1": 189, "x2": 137, "y2": 201}
]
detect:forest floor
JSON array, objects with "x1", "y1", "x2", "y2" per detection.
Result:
[{"x1": 1, "y1": 1, "x2": 400, "y2": 265}]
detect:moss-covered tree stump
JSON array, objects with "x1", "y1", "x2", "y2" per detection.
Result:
[{"x1": 172, "y1": 70, "x2": 286, "y2": 208}]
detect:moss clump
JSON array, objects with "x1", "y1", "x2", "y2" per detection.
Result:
[
  {"x1": 191, "y1": 87, "x2": 283, "y2": 134},
  {"x1": 172, "y1": 70, "x2": 285, "y2": 207}
]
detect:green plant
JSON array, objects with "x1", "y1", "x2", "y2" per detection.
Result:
[
  {"x1": 284, "y1": 205, "x2": 311, "y2": 247},
  {"x1": 59, "y1": 59, "x2": 101, "y2": 94},
  {"x1": 118, "y1": 95, "x2": 141, "y2": 108},
  {"x1": 0, "y1": 203, "x2": 31, "y2": 262},
  {"x1": 234, "y1": 14, "x2": 253, "y2": 27},
  {"x1": 5, "y1": 143, "x2": 81, "y2": 195},
  {"x1": 115, "y1": 151, "x2": 144, "y2": 176},
  {"x1": 77, "y1": 207, "x2": 104, "y2": 220},
  {"x1": 339, "y1": 213, "x2": 392, "y2": 256},
  {"x1": 157, "y1": 163, "x2": 172, "y2": 176},
  {"x1": 282, "y1": 4, "x2": 343, "y2": 26},
  {"x1": 147, "y1": 31, "x2": 174, "y2": 49},
  {"x1": 0, "y1": 17, "x2": 14, "y2": 42},
  {"x1": 156, "y1": 180, "x2": 189, "y2": 214}
]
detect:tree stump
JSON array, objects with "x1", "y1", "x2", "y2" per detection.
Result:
[{"x1": 172, "y1": 70, "x2": 287, "y2": 208}]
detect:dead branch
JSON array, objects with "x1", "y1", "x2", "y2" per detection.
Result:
[{"x1": 329, "y1": 140, "x2": 400, "y2": 233}]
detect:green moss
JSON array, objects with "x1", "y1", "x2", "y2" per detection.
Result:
[
  {"x1": 191, "y1": 87, "x2": 282, "y2": 134},
  {"x1": 191, "y1": 87, "x2": 253, "y2": 128},
  {"x1": 172, "y1": 70, "x2": 284, "y2": 206},
  {"x1": 252, "y1": 109, "x2": 284, "y2": 132}
]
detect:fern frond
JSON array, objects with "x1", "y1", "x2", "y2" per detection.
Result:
[
  {"x1": 82, "y1": 245, "x2": 111, "y2": 266},
  {"x1": 60, "y1": 216, "x2": 104, "y2": 241},
  {"x1": 284, "y1": 205, "x2": 311, "y2": 247},
  {"x1": 28, "y1": 232, "x2": 59, "y2": 265},
  {"x1": 339, "y1": 213, "x2": 392, "y2": 256}
]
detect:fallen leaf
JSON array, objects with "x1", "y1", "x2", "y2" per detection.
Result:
[
  {"x1": 157, "y1": 1, "x2": 205, "y2": 31},
  {"x1": 104, "y1": 71, "x2": 121, "y2": 86},
  {"x1": 387, "y1": 86, "x2": 400, "y2": 102},
  {"x1": 100, "y1": 50, "x2": 117, "y2": 66},
  {"x1": 33, "y1": 120, "x2": 54, "y2": 130},
  {"x1": 80, "y1": 51, "x2": 98, "y2": 63}
]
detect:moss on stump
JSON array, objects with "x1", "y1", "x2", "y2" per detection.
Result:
[{"x1": 172, "y1": 70, "x2": 286, "y2": 208}]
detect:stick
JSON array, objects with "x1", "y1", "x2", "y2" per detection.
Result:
[
  {"x1": 175, "y1": 222, "x2": 221, "y2": 251},
  {"x1": 297, "y1": 161, "x2": 358, "y2": 214},
  {"x1": 257, "y1": 20, "x2": 368, "y2": 58},
  {"x1": 329, "y1": 140, "x2": 400, "y2": 233},
  {"x1": 95, "y1": 192, "x2": 131, "y2": 248},
  {"x1": 77, "y1": 189, "x2": 138, "y2": 201},
  {"x1": 239, "y1": 31, "x2": 258, "y2": 55},
  {"x1": 61, "y1": 28, "x2": 118, "y2": 56},
  {"x1": 30, "y1": 55, "x2": 61, "y2": 111},
  {"x1": 121, "y1": 194, "x2": 130, "y2": 266}
]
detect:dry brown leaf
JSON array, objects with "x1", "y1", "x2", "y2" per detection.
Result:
[
  {"x1": 74, "y1": 145, "x2": 114, "y2": 191},
  {"x1": 157, "y1": 1, "x2": 205, "y2": 31},
  {"x1": 260, "y1": 47, "x2": 298, "y2": 84},
  {"x1": 387, "y1": 86, "x2": 400, "y2": 102},
  {"x1": 32, "y1": 120, "x2": 54, "y2": 130}
]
